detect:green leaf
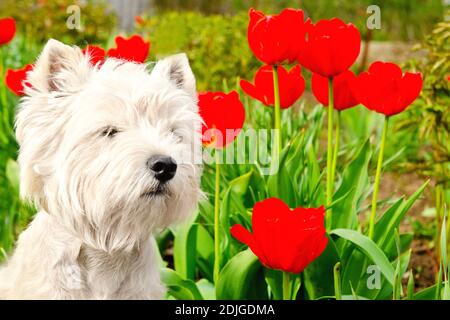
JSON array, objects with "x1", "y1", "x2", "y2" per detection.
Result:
[
  {"x1": 407, "y1": 271, "x2": 415, "y2": 300},
  {"x1": 342, "y1": 294, "x2": 369, "y2": 300},
  {"x1": 384, "y1": 233, "x2": 414, "y2": 260},
  {"x1": 303, "y1": 236, "x2": 340, "y2": 299},
  {"x1": 216, "y1": 249, "x2": 268, "y2": 300},
  {"x1": 350, "y1": 282, "x2": 359, "y2": 300},
  {"x1": 393, "y1": 229, "x2": 402, "y2": 300},
  {"x1": 196, "y1": 224, "x2": 214, "y2": 282},
  {"x1": 220, "y1": 187, "x2": 249, "y2": 263},
  {"x1": 172, "y1": 220, "x2": 198, "y2": 280},
  {"x1": 373, "y1": 180, "x2": 429, "y2": 249},
  {"x1": 331, "y1": 229, "x2": 395, "y2": 286},
  {"x1": 5, "y1": 158, "x2": 20, "y2": 194},
  {"x1": 414, "y1": 283, "x2": 443, "y2": 300},
  {"x1": 286, "y1": 130, "x2": 306, "y2": 173},
  {"x1": 160, "y1": 268, "x2": 203, "y2": 300},
  {"x1": 332, "y1": 140, "x2": 371, "y2": 231},
  {"x1": 229, "y1": 170, "x2": 252, "y2": 197},
  {"x1": 196, "y1": 279, "x2": 216, "y2": 300},
  {"x1": 372, "y1": 197, "x2": 404, "y2": 243},
  {"x1": 333, "y1": 262, "x2": 342, "y2": 300},
  {"x1": 264, "y1": 268, "x2": 283, "y2": 300},
  {"x1": 267, "y1": 146, "x2": 297, "y2": 207},
  {"x1": 440, "y1": 216, "x2": 450, "y2": 300}
]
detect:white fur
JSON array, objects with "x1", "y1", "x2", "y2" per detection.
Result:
[{"x1": 0, "y1": 39, "x2": 202, "y2": 299}]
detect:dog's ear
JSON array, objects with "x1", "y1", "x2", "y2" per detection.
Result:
[
  {"x1": 28, "y1": 39, "x2": 91, "y2": 94},
  {"x1": 151, "y1": 53, "x2": 196, "y2": 98}
]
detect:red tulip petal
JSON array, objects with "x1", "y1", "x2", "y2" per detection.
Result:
[
  {"x1": 251, "y1": 198, "x2": 289, "y2": 270},
  {"x1": 230, "y1": 224, "x2": 270, "y2": 266},
  {"x1": 5, "y1": 64, "x2": 33, "y2": 96},
  {"x1": 356, "y1": 61, "x2": 422, "y2": 116},
  {"x1": 246, "y1": 198, "x2": 328, "y2": 273},
  {"x1": 240, "y1": 79, "x2": 266, "y2": 105},
  {"x1": 298, "y1": 18, "x2": 360, "y2": 77},
  {"x1": 313, "y1": 71, "x2": 359, "y2": 110},
  {"x1": 107, "y1": 34, "x2": 150, "y2": 63},
  {"x1": 198, "y1": 90, "x2": 245, "y2": 147},
  {"x1": 0, "y1": 17, "x2": 16, "y2": 45},
  {"x1": 230, "y1": 224, "x2": 253, "y2": 247},
  {"x1": 312, "y1": 73, "x2": 329, "y2": 106},
  {"x1": 247, "y1": 8, "x2": 309, "y2": 65},
  {"x1": 399, "y1": 72, "x2": 423, "y2": 113},
  {"x1": 241, "y1": 65, "x2": 304, "y2": 109},
  {"x1": 82, "y1": 45, "x2": 106, "y2": 66}
]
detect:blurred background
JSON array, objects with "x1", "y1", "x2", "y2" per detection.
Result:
[{"x1": 0, "y1": 0, "x2": 448, "y2": 291}]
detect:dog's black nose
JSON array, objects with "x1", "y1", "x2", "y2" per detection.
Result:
[{"x1": 147, "y1": 155, "x2": 177, "y2": 183}]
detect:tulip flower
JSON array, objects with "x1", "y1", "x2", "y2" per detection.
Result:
[
  {"x1": 198, "y1": 91, "x2": 245, "y2": 148},
  {"x1": 353, "y1": 62, "x2": 423, "y2": 117},
  {"x1": 82, "y1": 45, "x2": 106, "y2": 66},
  {"x1": 135, "y1": 15, "x2": 145, "y2": 26},
  {"x1": 240, "y1": 65, "x2": 305, "y2": 109},
  {"x1": 247, "y1": 8, "x2": 309, "y2": 66},
  {"x1": 231, "y1": 198, "x2": 327, "y2": 299},
  {"x1": 0, "y1": 17, "x2": 16, "y2": 45},
  {"x1": 312, "y1": 70, "x2": 359, "y2": 111},
  {"x1": 297, "y1": 18, "x2": 360, "y2": 78},
  {"x1": 353, "y1": 62, "x2": 423, "y2": 238},
  {"x1": 5, "y1": 64, "x2": 33, "y2": 96},
  {"x1": 298, "y1": 18, "x2": 360, "y2": 224},
  {"x1": 198, "y1": 90, "x2": 245, "y2": 284},
  {"x1": 247, "y1": 8, "x2": 309, "y2": 156},
  {"x1": 107, "y1": 35, "x2": 150, "y2": 63},
  {"x1": 312, "y1": 70, "x2": 360, "y2": 185}
]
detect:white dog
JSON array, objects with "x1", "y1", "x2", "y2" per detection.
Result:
[{"x1": 0, "y1": 39, "x2": 202, "y2": 299}]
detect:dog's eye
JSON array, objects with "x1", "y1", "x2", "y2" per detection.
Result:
[
  {"x1": 170, "y1": 128, "x2": 183, "y2": 142},
  {"x1": 101, "y1": 126, "x2": 120, "y2": 138}
]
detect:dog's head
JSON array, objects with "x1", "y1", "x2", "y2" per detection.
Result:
[{"x1": 16, "y1": 39, "x2": 202, "y2": 252}]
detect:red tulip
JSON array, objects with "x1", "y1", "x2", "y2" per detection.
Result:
[
  {"x1": 135, "y1": 16, "x2": 145, "y2": 26},
  {"x1": 0, "y1": 17, "x2": 16, "y2": 45},
  {"x1": 107, "y1": 35, "x2": 150, "y2": 63},
  {"x1": 353, "y1": 62, "x2": 423, "y2": 116},
  {"x1": 82, "y1": 45, "x2": 106, "y2": 66},
  {"x1": 247, "y1": 8, "x2": 310, "y2": 65},
  {"x1": 231, "y1": 198, "x2": 327, "y2": 274},
  {"x1": 240, "y1": 65, "x2": 305, "y2": 109},
  {"x1": 298, "y1": 18, "x2": 360, "y2": 78},
  {"x1": 198, "y1": 91, "x2": 245, "y2": 148},
  {"x1": 312, "y1": 70, "x2": 359, "y2": 111},
  {"x1": 5, "y1": 64, "x2": 33, "y2": 96}
]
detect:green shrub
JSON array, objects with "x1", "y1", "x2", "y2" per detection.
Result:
[
  {"x1": 0, "y1": 0, "x2": 117, "y2": 45},
  {"x1": 153, "y1": 0, "x2": 445, "y2": 41},
  {"x1": 400, "y1": 15, "x2": 450, "y2": 247},
  {"x1": 139, "y1": 11, "x2": 260, "y2": 91}
]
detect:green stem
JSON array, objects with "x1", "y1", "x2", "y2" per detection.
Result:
[
  {"x1": 213, "y1": 149, "x2": 221, "y2": 284},
  {"x1": 326, "y1": 77, "x2": 334, "y2": 231},
  {"x1": 435, "y1": 184, "x2": 443, "y2": 266},
  {"x1": 0, "y1": 47, "x2": 9, "y2": 145},
  {"x1": 333, "y1": 262, "x2": 342, "y2": 300},
  {"x1": 282, "y1": 272, "x2": 291, "y2": 300},
  {"x1": 368, "y1": 116, "x2": 389, "y2": 239},
  {"x1": 272, "y1": 65, "x2": 282, "y2": 155},
  {"x1": 331, "y1": 111, "x2": 341, "y2": 187}
]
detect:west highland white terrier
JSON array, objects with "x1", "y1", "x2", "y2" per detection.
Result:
[{"x1": 0, "y1": 39, "x2": 202, "y2": 299}]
